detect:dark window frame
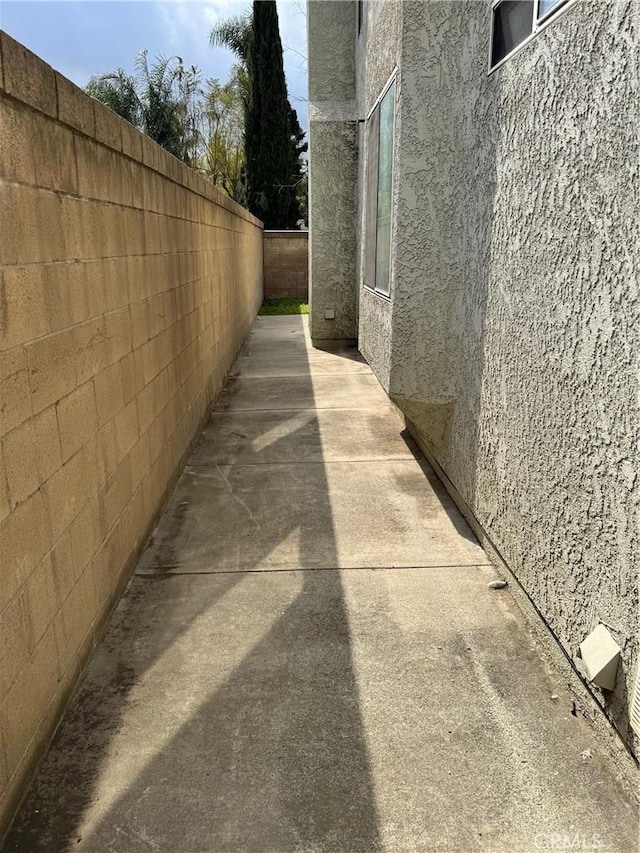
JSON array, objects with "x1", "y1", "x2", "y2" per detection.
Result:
[
  {"x1": 489, "y1": 0, "x2": 572, "y2": 72},
  {"x1": 363, "y1": 73, "x2": 397, "y2": 299}
]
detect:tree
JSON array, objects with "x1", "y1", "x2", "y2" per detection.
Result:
[
  {"x1": 209, "y1": 12, "x2": 253, "y2": 113},
  {"x1": 86, "y1": 50, "x2": 248, "y2": 202},
  {"x1": 209, "y1": 12, "x2": 253, "y2": 205},
  {"x1": 135, "y1": 51, "x2": 201, "y2": 164},
  {"x1": 209, "y1": 12, "x2": 252, "y2": 66},
  {"x1": 290, "y1": 106, "x2": 308, "y2": 221},
  {"x1": 198, "y1": 74, "x2": 245, "y2": 200},
  {"x1": 86, "y1": 51, "x2": 201, "y2": 165},
  {"x1": 296, "y1": 170, "x2": 308, "y2": 223},
  {"x1": 86, "y1": 69, "x2": 139, "y2": 126},
  {"x1": 245, "y1": 0, "x2": 304, "y2": 228}
]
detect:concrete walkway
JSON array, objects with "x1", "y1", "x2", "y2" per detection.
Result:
[{"x1": 5, "y1": 316, "x2": 637, "y2": 853}]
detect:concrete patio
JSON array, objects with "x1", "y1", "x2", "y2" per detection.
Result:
[{"x1": 4, "y1": 315, "x2": 637, "y2": 853}]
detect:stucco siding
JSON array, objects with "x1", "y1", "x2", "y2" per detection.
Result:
[
  {"x1": 308, "y1": 120, "x2": 359, "y2": 340},
  {"x1": 310, "y1": 0, "x2": 639, "y2": 755},
  {"x1": 308, "y1": 1, "x2": 359, "y2": 340},
  {"x1": 388, "y1": 0, "x2": 639, "y2": 753},
  {"x1": 308, "y1": 0, "x2": 356, "y2": 103},
  {"x1": 354, "y1": 0, "x2": 402, "y2": 385}
]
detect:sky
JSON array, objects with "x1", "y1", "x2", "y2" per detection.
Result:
[{"x1": 0, "y1": 0, "x2": 309, "y2": 131}]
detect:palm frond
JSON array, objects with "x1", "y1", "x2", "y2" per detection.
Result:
[{"x1": 209, "y1": 13, "x2": 252, "y2": 62}]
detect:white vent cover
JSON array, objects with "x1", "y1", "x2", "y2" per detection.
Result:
[
  {"x1": 579, "y1": 624, "x2": 621, "y2": 691},
  {"x1": 631, "y1": 662, "x2": 640, "y2": 738}
]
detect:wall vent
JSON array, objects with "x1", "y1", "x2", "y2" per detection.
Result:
[{"x1": 630, "y1": 661, "x2": 640, "y2": 738}]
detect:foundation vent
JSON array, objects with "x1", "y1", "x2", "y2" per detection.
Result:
[{"x1": 631, "y1": 663, "x2": 640, "y2": 738}]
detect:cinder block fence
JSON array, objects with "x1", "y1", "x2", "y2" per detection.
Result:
[
  {"x1": 263, "y1": 230, "x2": 308, "y2": 299},
  {"x1": 0, "y1": 32, "x2": 263, "y2": 838}
]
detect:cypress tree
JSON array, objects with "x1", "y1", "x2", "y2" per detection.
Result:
[{"x1": 246, "y1": 1, "x2": 302, "y2": 228}]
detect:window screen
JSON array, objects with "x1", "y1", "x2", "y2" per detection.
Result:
[
  {"x1": 491, "y1": 0, "x2": 534, "y2": 67},
  {"x1": 374, "y1": 81, "x2": 395, "y2": 295},
  {"x1": 490, "y1": 0, "x2": 569, "y2": 69},
  {"x1": 364, "y1": 106, "x2": 380, "y2": 292},
  {"x1": 364, "y1": 79, "x2": 396, "y2": 297},
  {"x1": 537, "y1": 0, "x2": 564, "y2": 18}
]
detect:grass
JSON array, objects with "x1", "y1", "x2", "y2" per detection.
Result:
[{"x1": 259, "y1": 298, "x2": 309, "y2": 316}]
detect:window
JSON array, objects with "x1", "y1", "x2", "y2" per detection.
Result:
[
  {"x1": 364, "y1": 78, "x2": 396, "y2": 297},
  {"x1": 537, "y1": 0, "x2": 564, "y2": 18},
  {"x1": 491, "y1": 1, "x2": 534, "y2": 67},
  {"x1": 490, "y1": 0, "x2": 569, "y2": 70}
]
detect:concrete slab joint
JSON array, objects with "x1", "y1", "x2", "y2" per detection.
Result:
[
  {"x1": 308, "y1": 0, "x2": 640, "y2": 769},
  {"x1": 4, "y1": 317, "x2": 637, "y2": 853},
  {"x1": 0, "y1": 31, "x2": 264, "y2": 844}
]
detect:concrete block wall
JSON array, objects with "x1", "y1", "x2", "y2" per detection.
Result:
[
  {"x1": 263, "y1": 231, "x2": 308, "y2": 300},
  {"x1": 0, "y1": 32, "x2": 263, "y2": 836}
]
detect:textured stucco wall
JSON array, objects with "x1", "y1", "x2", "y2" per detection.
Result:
[
  {"x1": 308, "y1": 1, "x2": 358, "y2": 341},
  {"x1": 308, "y1": 0, "x2": 356, "y2": 104},
  {"x1": 355, "y1": 0, "x2": 402, "y2": 387},
  {"x1": 384, "y1": 0, "x2": 639, "y2": 753},
  {"x1": 309, "y1": 120, "x2": 358, "y2": 340},
  {"x1": 0, "y1": 33, "x2": 263, "y2": 837},
  {"x1": 312, "y1": 0, "x2": 639, "y2": 752}
]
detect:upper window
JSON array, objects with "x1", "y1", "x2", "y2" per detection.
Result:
[
  {"x1": 490, "y1": 0, "x2": 568, "y2": 69},
  {"x1": 364, "y1": 78, "x2": 396, "y2": 297},
  {"x1": 538, "y1": 0, "x2": 564, "y2": 18}
]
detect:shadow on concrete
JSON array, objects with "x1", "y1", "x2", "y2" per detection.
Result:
[
  {"x1": 399, "y1": 429, "x2": 480, "y2": 548},
  {"x1": 4, "y1": 316, "x2": 382, "y2": 853}
]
